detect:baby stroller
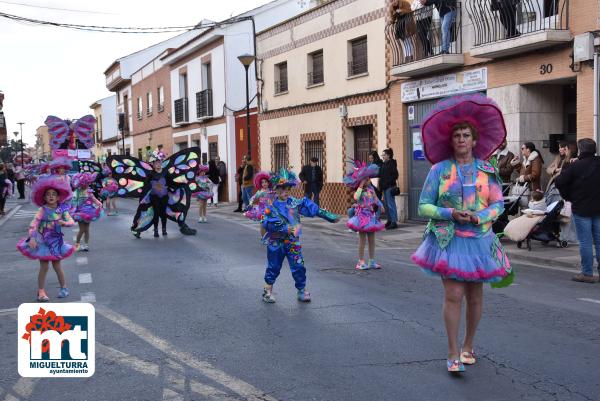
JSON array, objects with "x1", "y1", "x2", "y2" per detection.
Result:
[
  {"x1": 493, "y1": 182, "x2": 529, "y2": 234},
  {"x1": 517, "y1": 200, "x2": 569, "y2": 251}
]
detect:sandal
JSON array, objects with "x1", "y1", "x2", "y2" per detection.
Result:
[
  {"x1": 460, "y1": 350, "x2": 476, "y2": 365},
  {"x1": 37, "y1": 291, "x2": 49, "y2": 302},
  {"x1": 447, "y1": 359, "x2": 465, "y2": 373}
]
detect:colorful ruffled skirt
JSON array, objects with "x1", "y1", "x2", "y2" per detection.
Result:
[
  {"x1": 411, "y1": 232, "x2": 510, "y2": 283},
  {"x1": 195, "y1": 189, "x2": 213, "y2": 201},
  {"x1": 17, "y1": 232, "x2": 75, "y2": 261},
  {"x1": 72, "y1": 201, "x2": 103, "y2": 223},
  {"x1": 346, "y1": 207, "x2": 385, "y2": 233}
]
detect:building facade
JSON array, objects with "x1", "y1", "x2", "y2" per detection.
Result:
[
  {"x1": 34, "y1": 125, "x2": 50, "y2": 162},
  {"x1": 386, "y1": 0, "x2": 600, "y2": 221},
  {"x1": 90, "y1": 95, "x2": 118, "y2": 160},
  {"x1": 0, "y1": 91, "x2": 6, "y2": 147},
  {"x1": 257, "y1": 0, "x2": 388, "y2": 214}
]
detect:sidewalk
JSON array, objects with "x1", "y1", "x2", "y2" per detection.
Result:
[{"x1": 211, "y1": 202, "x2": 581, "y2": 271}]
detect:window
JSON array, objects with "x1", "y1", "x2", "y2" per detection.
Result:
[
  {"x1": 304, "y1": 140, "x2": 324, "y2": 167},
  {"x1": 125, "y1": 148, "x2": 131, "y2": 156},
  {"x1": 107, "y1": 149, "x2": 112, "y2": 156},
  {"x1": 146, "y1": 92, "x2": 153, "y2": 116},
  {"x1": 307, "y1": 50, "x2": 324, "y2": 86},
  {"x1": 274, "y1": 62, "x2": 288, "y2": 94},
  {"x1": 209, "y1": 142, "x2": 218, "y2": 161},
  {"x1": 137, "y1": 97, "x2": 143, "y2": 120},
  {"x1": 202, "y1": 62, "x2": 212, "y2": 90},
  {"x1": 137, "y1": 148, "x2": 143, "y2": 159},
  {"x1": 273, "y1": 143, "x2": 288, "y2": 171},
  {"x1": 158, "y1": 86, "x2": 165, "y2": 112},
  {"x1": 348, "y1": 36, "x2": 368, "y2": 76},
  {"x1": 179, "y1": 73, "x2": 188, "y2": 99}
]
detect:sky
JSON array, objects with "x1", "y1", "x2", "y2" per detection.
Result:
[{"x1": 0, "y1": 0, "x2": 276, "y2": 146}]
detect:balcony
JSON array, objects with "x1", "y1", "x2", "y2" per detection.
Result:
[
  {"x1": 146, "y1": 106, "x2": 153, "y2": 116},
  {"x1": 465, "y1": 0, "x2": 571, "y2": 59},
  {"x1": 174, "y1": 98, "x2": 189, "y2": 124},
  {"x1": 137, "y1": 111, "x2": 142, "y2": 120},
  {"x1": 274, "y1": 80, "x2": 288, "y2": 95},
  {"x1": 386, "y1": 4, "x2": 464, "y2": 78},
  {"x1": 196, "y1": 89, "x2": 213, "y2": 119}
]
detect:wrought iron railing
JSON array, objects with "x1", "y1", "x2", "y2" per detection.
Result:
[
  {"x1": 275, "y1": 80, "x2": 288, "y2": 94},
  {"x1": 386, "y1": 3, "x2": 462, "y2": 67},
  {"x1": 307, "y1": 71, "x2": 324, "y2": 86},
  {"x1": 174, "y1": 98, "x2": 189, "y2": 124},
  {"x1": 465, "y1": 0, "x2": 569, "y2": 46},
  {"x1": 196, "y1": 89, "x2": 213, "y2": 118}
]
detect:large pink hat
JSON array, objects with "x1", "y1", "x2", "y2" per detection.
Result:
[
  {"x1": 71, "y1": 172, "x2": 98, "y2": 189},
  {"x1": 254, "y1": 171, "x2": 272, "y2": 190},
  {"x1": 343, "y1": 160, "x2": 380, "y2": 189},
  {"x1": 49, "y1": 157, "x2": 73, "y2": 172},
  {"x1": 30, "y1": 175, "x2": 73, "y2": 207},
  {"x1": 421, "y1": 94, "x2": 507, "y2": 164}
]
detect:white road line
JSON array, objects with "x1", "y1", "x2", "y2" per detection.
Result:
[
  {"x1": 2, "y1": 378, "x2": 40, "y2": 401},
  {"x1": 0, "y1": 308, "x2": 17, "y2": 316},
  {"x1": 97, "y1": 306, "x2": 277, "y2": 401},
  {"x1": 162, "y1": 388, "x2": 184, "y2": 401},
  {"x1": 577, "y1": 298, "x2": 600, "y2": 305},
  {"x1": 76, "y1": 256, "x2": 88, "y2": 266},
  {"x1": 97, "y1": 343, "x2": 159, "y2": 376},
  {"x1": 0, "y1": 205, "x2": 22, "y2": 227},
  {"x1": 78, "y1": 273, "x2": 92, "y2": 284},
  {"x1": 80, "y1": 292, "x2": 96, "y2": 303}
]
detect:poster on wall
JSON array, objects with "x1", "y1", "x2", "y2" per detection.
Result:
[
  {"x1": 401, "y1": 67, "x2": 488, "y2": 103},
  {"x1": 412, "y1": 132, "x2": 425, "y2": 161}
]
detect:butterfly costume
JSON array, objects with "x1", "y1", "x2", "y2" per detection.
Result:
[
  {"x1": 45, "y1": 115, "x2": 96, "y2": 150},
  {"x1": 106, "y1": 148, "x2": 200, "y2": 237}
]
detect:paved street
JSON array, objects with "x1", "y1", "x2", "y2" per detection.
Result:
[{"x1": 1, "y1": 199, "x2": 599, "y2": 401}]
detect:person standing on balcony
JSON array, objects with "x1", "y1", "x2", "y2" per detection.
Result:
[
  {"x1": 411, "y1": 0, "x2": 433, "y2": 58},
  {"x1": 491, "y1": 0, "x2": 521, "y2": 39},
  {"x1": 390, "y1": 0, "x2": 417, "y2": 62},
  {"x1": 420, "y1": 0, "x2": 457, "y2": 54}
]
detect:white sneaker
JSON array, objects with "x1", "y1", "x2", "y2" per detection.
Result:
[{"x1": 198, "y1": 218, "x2": 202, "y2": 223}]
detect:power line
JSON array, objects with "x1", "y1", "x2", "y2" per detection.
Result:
[{"x1": 0, "y1": 0, "x2": 117, "y2": 15}]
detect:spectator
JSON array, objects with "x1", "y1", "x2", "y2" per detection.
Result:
[
  {"x1": 0, "y1": 163, "x2": 7, "y2": 215},
  {"x1": 207, "y1": 160, "x2": 220, "y2": 207},
  {"x1": 380, "y1": 148, "x2": 399, "y2": 230},
  {"x1": 555, "y1": 138, "x2": 600, "y2": 283},
  {"x1": 241, "y1": 155, "x2": 255, "y2": 209},
  {"x1": 6, "y1": 163, "x2": 15, "y2": 194},
  {"x1": 510, "y1": 142, "x2": 544, "y2": 208},
  {"x1": 546, "y1": 141, "x2": 569, "y2": 190},
  {"x1": 299, "y1": 157, "x2": 324, "y2": 206},
  {"x1": 491, "y1": 0, "x2": 520, "y2": 39},
  {"x1": 494, "y1": 140, "x2": 515, "y2": 183},
  {"x1": 368, "y1": 151, "x2": 384, "y2": 199},
  {"x1": 421, "y1": 0, "x2": 457, "y2": 54},
  {"x1": 14, "y1": 164, "x2": 26, "y2": 199},
  {"x1": 233, "y1": 156, "x2": 247, "y2": 213},
  {"x1": 411, "y1": 0, "x2": 433, "y2": 58},
  {"x1": 390, "y1": 0, "x2": 417, "y2": 62},
  {"x1": 215, "y1": 156, "x2": 227, "y2": 202}
]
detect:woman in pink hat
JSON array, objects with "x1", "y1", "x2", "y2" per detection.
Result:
[{"x1": 411, "y1": 94, "x2": 512, "y2": 373}]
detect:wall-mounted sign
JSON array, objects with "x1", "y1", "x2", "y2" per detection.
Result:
[
  {"x1": 52, "y1": 149, "x2": 92, "y2": 160},
  {"x1": 412, "y1": 131, "x2": 425, "y2": 161},
  {"x1": 401, "y1": 67, "x2": 488, "y2": 103},
  {"x1": 408, "y1": 105, "x2": 415, "y2": 121}
]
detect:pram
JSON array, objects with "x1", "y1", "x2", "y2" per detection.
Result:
[
  {"x1": 516, "y1": 200, "x2": 569, "y2": 251},
  {"x1": 493, "y1": 182, "x2": 529, "y2": 234}
]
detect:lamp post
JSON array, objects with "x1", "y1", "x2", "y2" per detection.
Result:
[
  {"x1": 17, "y1": 122, "x2": 24, "y2": 167},
  {"x1": 237, "y1": 53, "x2": 255, "y2": 158}
]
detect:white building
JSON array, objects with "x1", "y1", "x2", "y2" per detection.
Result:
[{"x1": 90, "y1": 95, "x2": 118, "y2": 159}]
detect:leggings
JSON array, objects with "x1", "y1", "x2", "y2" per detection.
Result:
[{"x1": 151, "y1": 195, "x2": 168, "y2": 231}]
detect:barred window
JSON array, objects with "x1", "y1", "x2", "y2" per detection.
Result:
[
  {"x1": 304, "y1": 140, "x2": 324, "y2": 167},
  {"x1": 273, "y1": 143, "x2": 288, "y2": 171},
  {"x1": 307, "y1": 50, "x2": 324, "y2": 86},
  {"x1": 275, "y1": 62, "x2": 288, "y2": 94},
  {"x1": 209, "y1": 142, "x2": 218, "y2": 161},
  {"x1": 348, "y1": 36, "x2": 368, "y2": 76}
]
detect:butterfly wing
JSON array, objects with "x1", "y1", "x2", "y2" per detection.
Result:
[
  {"x1": 163, "y1": 147, "x2": 201, "y2": 194},
  {"x1": 131, "y1": 191, "x2": 155, "y2": 232},
  {"x1": 106, "y1": 155, "x2": 152, "y2": 198},
  {"x1": 78, "y1": 160, "x2": 102, "y2": 174},
  {"x1": 166, "y1": 186, "x2": 191, "y2": 224},
  {"x1": 45, "y1": 116, "x2": 70, "y2": 149},
  {"x1": 72, "y1": 115, "x2": 96, "y2": 149}
]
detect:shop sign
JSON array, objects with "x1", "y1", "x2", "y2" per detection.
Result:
[
  {"x1": 412, "y1": 131, "x2": 425, "y2": 161},
  {"x1": 401, "y1": 67, "x2": 488, "y2": 103}
]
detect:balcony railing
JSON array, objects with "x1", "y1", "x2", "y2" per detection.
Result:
[
  {"x1": 136, "y1": 110, "x2": 142, "y2": 120},
  {"x1": 158, "y1": 103, "x2": 164, "y2": 113},
  {"x1": 307, "y1": 71, "x2": 324, "y2": 86},
  {"x1": 146, "y1": 106, "x2": 153, "y2": 116},
  {"x1": 386, "y1": 3, "x2": 462, "y2": 67},
  {"x1": 347, "y1": 60, "x2": 368, "y2": 76},
  {"x1": 196, "y1": 89, "x2": 213, "y2": 119},
  {"x1": 174, "y1": 98, "x2": 189, "y2": 124},
  {"x1": 465, "y1": 0, "x2": 569, "y2": 46},
  {"x1": 275, "y1": 80, "x2": 288, "y2": 94}
]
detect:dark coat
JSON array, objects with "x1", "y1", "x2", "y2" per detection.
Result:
[
  {"x1": 380, "y1": 159, "x2": 399, "y2": 190},
  {"x1": 424, "y1": 0, "x2": 456, "y2": 17},
  {"x1": 497, "y1": 150, "x2": 515, "y2": 183},
  {"x1": 299, "y1": 164, "x2": 324, "y2": 193},
  {"x1": 555, "y1": 153, "x2": 600, "y2": 217}
]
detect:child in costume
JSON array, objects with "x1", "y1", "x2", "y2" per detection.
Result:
[
  {"x1": 100, "y1": 167, "x2": 119, "y2": 216},
  {"x1": 71, "y1": 172, "x2": 103, "y2": 251},
  {"x1": 48, "y1": 157, "x2": 73, "y2": 212},
  {"x1": 344, "y1": 161, "x2": 385, "y2": 270},
  {"x1": 194, "y1": 165, "x2": 212, "y2": 223},
  {"x1": 259, "y1": 167, "x2": 338, "y2": 303},
  {"x1": 16, "y1": 175, "x2": 75, "y2": 302},
  {"x1": 244, "y1": 171, "x2": 276, "y2": 236}
]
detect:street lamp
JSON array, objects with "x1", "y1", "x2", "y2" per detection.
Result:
[
  {"x1": 237, "y1": 53, "x2": 255, "y2": 158},
  {"x1": 17, "y1": 122, "x2": 24, "y2": 167}
]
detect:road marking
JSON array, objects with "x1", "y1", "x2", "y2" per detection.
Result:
[
  {"x1": 80, "y1": 292, "x2": 96, "y2": 303},
  {"x1": 76, "y1": 256, "x2": 88, "y2": 266},
  {"x1": 577, "y1": 298, "x2": 600, "y2": 305},
  {"x1": 78, "y1": 273, "x2": 92, "y2": 284},
  {"x1": 0, "y1": 205, "x2": 22, "y2": 227},
  {"x1": 97, "y1": 306, "x2": 277, "y2": 401},
  {"x1": 162, "y1": 388, "x2": 184, "y2": 401},
  {"x1": 2, "y1": 378, "x2": 40, "y2": 401},
  {"x1": 97, "y1": 343, "x2": 159, "y2": 376},
  {"x1": 0, "y1": 308, "x2": 17, "y2": 316}
]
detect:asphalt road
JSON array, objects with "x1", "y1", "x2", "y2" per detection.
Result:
[{"x1": 0, "y1": 199, "x2": 599, "y2": 401}]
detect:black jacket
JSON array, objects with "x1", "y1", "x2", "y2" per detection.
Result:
[
  {"x1": 555, "y1": 153, "x2": 600, "y2": 217},
  {"x1": 299, "y1": 165, "x2": 324, "y2": 193},
  {"x1": 380, "y1": 159, "x2": 399, "y2": 190},
  {"x1": 208, "y1": 164, "x2": 220, "y2": 185},
  {"x1": 424, "y1": 0, "x2": 456, "y2": 17}
]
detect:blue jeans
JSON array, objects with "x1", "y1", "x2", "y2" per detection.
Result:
[
  {"x1": 572, "y1": 213, "x2": 600, "y2": 276},
  {"x1": 441, "y1": 10, "x2": 456, "y2": 53},
  {"x1": 384, "y1": 188, "x2": 398, "y2": 224},
  {"x1": 242, "y1": 186, "x2": 253, "y2": 209}
]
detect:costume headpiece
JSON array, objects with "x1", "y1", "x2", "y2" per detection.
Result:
[
  {"x1": 254, "y1": 171, "x2": 273, "y2": 190},
  {"x1": 71, "y1": 172, "x2": 98, "y2": 189},
  {"x1": 270, "y1": 167, "x2": 299, "y2": 188},
  {"x1": 148, "y1": 150, "x2": 166, "y2": 163},
  {"x1": 421, "y1": 93, "x2": 507, "y2": 164},
  {"x1": 197, "y1": 164, "x2": 209, "y2": 173},
  {"x1": 30, "y1": 175, "x2": 73, "y2": 207},
  {"x1": 343, "y1": 160, "x2": 380, "y2": 189},
  {"x1": 49, "y1": 157, "x2": 72, "y2": 172}
]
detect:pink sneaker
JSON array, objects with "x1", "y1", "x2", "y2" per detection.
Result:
[{"x1": 355, "y1": 260, "x2": 369, "y2": 270}]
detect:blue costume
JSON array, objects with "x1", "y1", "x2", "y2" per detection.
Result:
[{"x1": 256, "y1": 168, "x2": 337, "y2": 303}]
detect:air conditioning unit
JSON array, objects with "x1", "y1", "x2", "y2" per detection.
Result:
[
  {"x1": 339, "y1": 104, "x2": 348, "y2": 118},
  {"x1": 574, "y1": 33, "x2": 594, "y2": 62}
]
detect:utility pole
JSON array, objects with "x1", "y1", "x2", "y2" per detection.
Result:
[{"x1": 17, "y1": 122, "x2": 24, "y2": 167}]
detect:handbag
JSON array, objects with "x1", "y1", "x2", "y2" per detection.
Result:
[{"x1": 390, "y1": 186, "x2": 400, "y2": 196}]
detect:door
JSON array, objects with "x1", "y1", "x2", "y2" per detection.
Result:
[{"x1": 353, "y1": 125, "x2": 373, "y2": 163}]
